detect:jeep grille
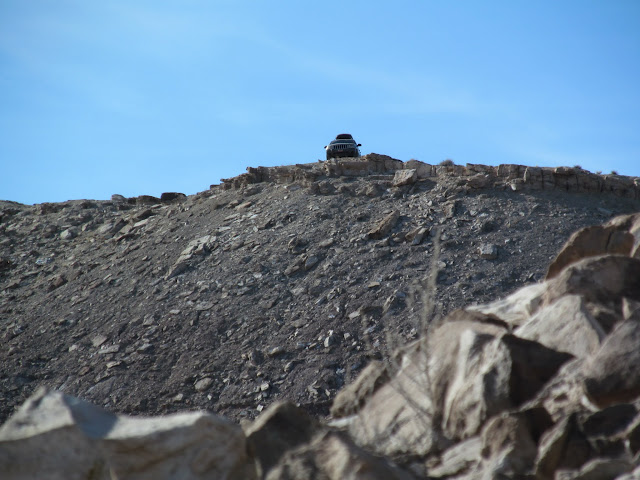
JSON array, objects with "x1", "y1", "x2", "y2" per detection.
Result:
[{"x1": 330, "y1": 144, "x2": 355, "y2": 151}]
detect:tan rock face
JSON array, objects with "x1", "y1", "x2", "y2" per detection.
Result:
[
  {"x1": 514, "y1": 295, "x2": 605, "y2": 358},
  {"x1": 266, "y1": 431, "x2": 414, "y2": 480},
  {"x1": 0, "y1": 388, "x2": 254, "y2": 480},
  {"x1": 347, "y1": 342, "x2": 440, "y2": 458},
  {"x1": 546, "y1": 221, "x2": 636, "y2": 279},
  {"x1": 330, "y1": 360, "x2": 389, "y2": 418},
  {"x1": 392, "y1": 169, "x2": 418, "y2": 187},
  {"x1": 544, "y1": 255, "x2": 640, "y2": 306},
  {"x1": 220, "y1": 159, "x2": 640, "y2": 201},
  {"x1": 582, "y1": 320, "x2": 640, "y2": 408}
]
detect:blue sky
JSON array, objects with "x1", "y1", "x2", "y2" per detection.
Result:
[{"x1": 1, "y1": 1, "x2": 639, "y2": 205}]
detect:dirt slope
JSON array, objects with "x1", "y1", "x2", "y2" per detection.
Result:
[{"x1": 1, "y1": 159, "x2": 639, "y2": 423}]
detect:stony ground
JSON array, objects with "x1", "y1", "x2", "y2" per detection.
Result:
[{"x1": 2, "y1": 163, "x2": 639, "y2": 424}]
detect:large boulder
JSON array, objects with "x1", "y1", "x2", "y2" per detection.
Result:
[
  {"x1": 546, "y1": 223, "x2": 635, "y2": 279},
  {"x1": 543, "y1": 255, "x2": 640, "y2": 306},
  {"x1": 514, "y1": 294, "x2": 606, "y2": 358},
  {"x1": 436, "y1": 328, "x2": 571, "y2": 440},
  {"x1": 546, "y1": 213, "x2": 640, "y2": 279},
  {"x1": 330, "y1": 361, "x2": 389, "y2": 418},
  {"x1": 266, "y1": 431, "x2": 414, "y2": 480},
  {"x1": 466, "y1": 282, "x2": 548, "y2": 328},
  {"x1": 0, "y1": 388, "x2": 254, "y2": 480},
  {"x1": 244, "y1": 401, "x2": 318, "y2": 478},
  {"x1": 582, "y1": 319, "x2": 640, "y2": 408},
  {"x1": 346, "y1": 340, "x2": 441, "y2": 458}
]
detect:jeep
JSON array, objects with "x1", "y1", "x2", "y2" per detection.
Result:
[{"x1": 324, "y1": 134, "x2": 362, "y2": 160}]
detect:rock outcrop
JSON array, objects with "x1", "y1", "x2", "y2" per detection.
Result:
[
  {"x1": 0, "y1": 387, "x2": 254, "y2": 480},
  {"x1": 220, "y1": 155, "x2": 640, "y2": 200},
  {"x1": 327, "y1": 212, "x2": 640, "y2": 478}
]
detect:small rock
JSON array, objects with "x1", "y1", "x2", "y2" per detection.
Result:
[
  {"x1": 48, "y1": 275, "x2": 67, "y2": 291},
  {"x1": 392, "y1": 169, "x2": 417, "y2": 187},
  {"x1": 479, "y1": 243, "x2": 499, "y2": 260},
  {"x1": 137, "y1": 343, "x2": 153, "y2": 353},
  {"x1": 367, "y1": 210, "x2": 400, "y2": 240},
  {"x1": 98, "y1": 345, "x2": 120, "y2": 355},
  {"x1": 304, "y1": 255, "x2": 319, "y2": 270},
  {"x1": 267, "y1": 346, "x2": 285, "y2": 357},
  {"x1": 59, "y1": 227, "x2": 79, "y2": 240},
  {"x1": 319, "y1": 238, "x2": 334, "y2": 248},
  {"x1": 172, "y1": 393, "x2": 184, "y2": 402},
  {"x1": 91, "y1": 335, "x2": 108, "y2": 347},
  {"x1": 195, "y1": 377, "x2": 213, "y2": 392},
  {"x1": 324, "y1": 331, "x2": 339, "y2": 348},
  {"x1": 160, "y1": 192, "x2": 186, "y2": 203}
]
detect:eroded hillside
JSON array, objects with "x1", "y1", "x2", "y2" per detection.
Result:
[{"x1": 1, "y1": 156, "x2": 639, "y2": 424}]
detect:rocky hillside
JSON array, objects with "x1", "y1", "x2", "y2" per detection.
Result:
[{"x1": 1, "y1": 155, "x2": 639, "y2": 432}]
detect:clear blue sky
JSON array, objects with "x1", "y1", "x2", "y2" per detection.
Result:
[{"x1": 1, "y1": 1, "x2": 639, "y2": 205}]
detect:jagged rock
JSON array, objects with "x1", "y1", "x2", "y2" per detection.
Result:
[
  {"x1": 347, "y1": 340, "x2": 441, "y2": 458},
  {"x1": 555, "y1": 457, "x2": 634, "y2": 480},
  {"x1": 405, "y1": 159, "x2": 435, "y2": 179},
  {"x1": 474, "y1": 410, "x2": 543, "y2": 478},
  {"x1": 544, "y1": 255, "x2": 640, "y2": 306},
  {"x1": 580, "y1": 403, "x2": 638, "y2": 438},
  {"x1": 426, "y1": 436, "x2": 482, "y2": 478},
  {"x1": 244, "y1": 401, "x2": 318, "y2": 478},
  {"x1": 534, "y1": 412, "x2": 597, "y2": 477},
  {"x1": 166, "y1": 235, "x2": 215, "y2": 279},
  {"x1": 478, "y1": 243, "x2": 498, "y2": 259},
  {"x1": 617, "y1": 464, "x2": 640, "y2": 480},
  {"x1": 160, "y1": 192, "x2": 186, "y2": 202},
  {"x1": 266, "y1": 431, "x2": 414, "y2": 480},
  {"x1": 405, "y1": 226, "x2": 428, "y2": 245},
  {"x1": 0, "y1": 387, "x2": 254, "y2": 480},
  {"x1": 330, "y1": 360, "x2": 389, "y2": 418},
  {"x1": 514, "y1": 294, "x2": 605, "y2": 358},
  {"x1": 133, "y1": 195, "x2": 161, "y2": 205},
  {"x1": 438, "y1": 330, "x2": 571, "y2": 440},
  {"x1": 546, "y1": 214, "x2": 638, "y2": 279},
  {"x1": 48, "y1": 274, "x2": 67, "y2": 291},
  {"x1": 582, "y1": 319, "x2": 640, "y2": 408},
  {"x1": 392, "y1": 169, "x2": 417, "y2": 187},
  {"x1": 525, "y1": 357, "x2": 586, "y2": 424},
  {"x1": 367, "y1": 210, "x2": 399, "y2": 239},
  {"x1": 467, "y1": 282, "x2": 548, "y2": 328},
  {"x1": 97, "y1": 219, "x2": 126, "y2": 237}
]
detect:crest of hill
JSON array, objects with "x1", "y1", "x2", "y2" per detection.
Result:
[{"x1": 219, "y1": 154, "x2": 640, "y2": 200}]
